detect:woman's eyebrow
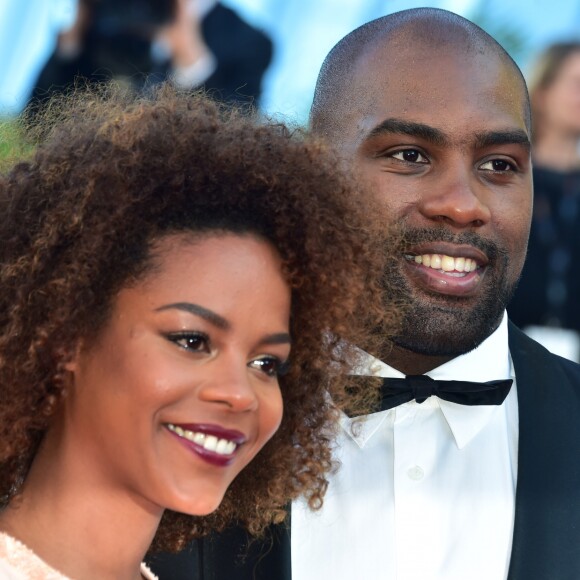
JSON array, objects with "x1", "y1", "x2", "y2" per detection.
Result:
[
  {"x1": 155, "y1": 302, "x2": 230, "y2": 330},
  {"x1": 262, "y1": 333, "x2": 292, "y2": 346}
]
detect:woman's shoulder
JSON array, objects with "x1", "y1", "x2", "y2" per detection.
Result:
[
  {"x1": 140, "y1": 562, "x2": 159, "y2": 580},
  {"x1": 0, "y1": 531, "x2": 159, "y2": 580},
  {"x1": 0, "y1": 531, "x2": 68, "y2": 579},
  {"x1": 0, "y1": 559, "x2": 26, "y2": 580}
]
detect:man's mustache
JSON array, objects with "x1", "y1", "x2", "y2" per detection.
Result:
[{"x1": 392, "y1": 226, "x2": 507, "y2": 264}]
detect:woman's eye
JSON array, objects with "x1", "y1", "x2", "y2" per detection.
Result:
[
  {"x1": 248, "y1": 356, "x2": 289, "y2": 378},
  {"x1": 480, "y1": 159, "x2": 515, "y2": 172},
  {"x1": 391, "y1": 149, "x2": 428, "y2": 163},
  {"x1": 167, "y1": 332, "x2": 210, "y2": 353}
]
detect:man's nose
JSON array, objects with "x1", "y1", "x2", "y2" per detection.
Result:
[
  {"x1": 418, "y1": 165, "x2": 491, "y2": 228},
  {"x1": 198, "y1": 361, "x2": 259, "y2": 412}
]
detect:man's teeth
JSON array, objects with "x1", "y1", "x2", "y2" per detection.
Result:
[
  {"x1": 411, "y1": 254, "x2": 478, "y2": 273},
  {"x1": 167, "y1": 424, "x2": 237, "y2": 455}
]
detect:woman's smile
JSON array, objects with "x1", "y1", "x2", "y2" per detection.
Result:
[{"x1": 165, "y1": 422, "x2": 247, "y2": 467}]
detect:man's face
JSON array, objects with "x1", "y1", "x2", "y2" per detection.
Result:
[{"x1": 338, "y1": 44, "x2": 532, "y2": 372}]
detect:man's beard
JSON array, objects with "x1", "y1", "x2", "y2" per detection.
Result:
[{"x1": 385, "y1": 227, "x2": 517, "y2": 358}]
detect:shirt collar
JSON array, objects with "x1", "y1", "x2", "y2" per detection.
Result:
[{"x1": 342, "y1": 312, "x2": 514, "y2": 450}]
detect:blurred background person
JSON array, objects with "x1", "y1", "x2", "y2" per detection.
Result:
[
  {"x1": 28, "y1": 0, "x2": 272, "y2": 110},
  {"x1": 4, "y1": 0, "x2": 580, "y2": 122},
  {"x1": 156, "y1": 0, "x2": 273, "y2": 105},
  {"x1": 508, "y1": 42, "x2": 580, "y2": 362},
  {"x1": 29, "y1": 0, "x2": 176, "y2": 102}
]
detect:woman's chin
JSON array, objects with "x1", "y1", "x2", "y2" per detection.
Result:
[{"x1": 168, "y1": 491, "x2": 226, "y2": 517}]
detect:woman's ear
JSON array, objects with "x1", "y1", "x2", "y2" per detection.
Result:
[
  {"x1": 43, "y1": 342, "x2": 83, "y2": 417},
  {"x1": 58, "y1": 340, "x2": 84, "y2": 374}
]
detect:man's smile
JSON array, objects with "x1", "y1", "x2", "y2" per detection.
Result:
[
  {"x1": 403, "y1": 253, "x2": 486, "y2": 297},
  {"x1": 407, "y1": 254, "x2": 478, "y2": 274},
  {"x1": 398, "y1": 237, "x2": 491, "y2": 297}
]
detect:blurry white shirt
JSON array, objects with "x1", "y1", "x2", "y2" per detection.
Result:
[{"x1": 292, "y1": 313, "x2": 518, "y2": 580}]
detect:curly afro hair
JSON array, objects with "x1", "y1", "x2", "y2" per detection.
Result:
[{"x1": 0, "y1": 86, "x2": 398, "y2": 552}]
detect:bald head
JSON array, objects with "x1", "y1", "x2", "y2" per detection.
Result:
[{"x1": 310, "y1": 8, "x2": 530, "y2": 140}]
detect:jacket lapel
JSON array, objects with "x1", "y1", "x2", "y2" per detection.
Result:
[{"x1": 507, "y1": 322, "x2": 580, "y2": 580}]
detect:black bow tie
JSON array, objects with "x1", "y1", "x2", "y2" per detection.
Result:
[{"x1": 380, "y1": 375, "x2": 513, "y2": 411}]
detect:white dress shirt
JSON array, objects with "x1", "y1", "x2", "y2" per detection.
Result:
[{"x1": 292, "y1": 313, "x2": 518, "y2": 580}]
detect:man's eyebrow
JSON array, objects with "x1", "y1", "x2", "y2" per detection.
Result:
[
  {"x1": 473, "y1": 129, "x2": 531, "y2": 152},
  {"x1": 366, "y1": 118, "x2": 449, "y2": 146},
  {"x1": 155, "y1": 302, "x2": 229, "y2": 330}
]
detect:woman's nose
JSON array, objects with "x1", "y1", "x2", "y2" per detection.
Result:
[{"x1": 197, "y1": 361, "x2": 259, "y2": 412}]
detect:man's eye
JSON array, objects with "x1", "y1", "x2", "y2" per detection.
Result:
[
  {"x1": 391, "y1": 149, "x2": 428, "y2": 163},
  {"x1": 248, "y1": 356, "x2": 289, "y2": 378},
  {"x1": 167, "y1": 332, "x2": 210, "y2": 353},
  {"x1": 480, "y1": 159, "x2": 514, "y2": 171}
]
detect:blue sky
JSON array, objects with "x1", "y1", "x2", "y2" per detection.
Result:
[{"x1": 1, "y1": 0, "x2": 580, "y2": 120}]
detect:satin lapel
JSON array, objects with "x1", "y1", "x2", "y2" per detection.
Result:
[{"x1": 507, "y1": 322, "x2": 580, "y2": 580}]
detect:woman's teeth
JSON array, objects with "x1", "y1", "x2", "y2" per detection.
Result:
[
  {"x1": 167, "y1": 423, "x2": 237, "y2": 455},
  {"x1": 410, "y1": 254, "x2": 478, "y2": 273}
]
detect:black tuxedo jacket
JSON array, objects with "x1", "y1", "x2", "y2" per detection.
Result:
[{"x1": 148, "y1": 322, "x2": 580, "y2": 580}]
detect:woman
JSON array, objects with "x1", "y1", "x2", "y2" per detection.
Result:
[
  {"x1": 508, "y1": 42, "x2": 580, "y2": 361},
  {"x1": 0, "y1": 88, "x2": 394, "y2": 578}
]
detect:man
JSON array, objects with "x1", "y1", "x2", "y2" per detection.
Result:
[{"x1": 149, "y1": 8, "x2": 580, "y2": 580}]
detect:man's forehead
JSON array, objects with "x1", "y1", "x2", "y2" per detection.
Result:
[
  {"x1": 353, "y1": 36, "x2": 505, "y2": 89},
  {"x1": 310, "y1": 11, "x2": 530, "y2": 145},
  {"x1": 342, "y1": 43, "x2": 528, "y2": 144}
]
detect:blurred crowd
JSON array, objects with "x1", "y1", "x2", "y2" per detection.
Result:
[
  {"x1": 27, "y1": 0, "x2": 273, "y2": 110},
  {"x1": 508, "y1": 42, "x2": 580, "y2": 361}
]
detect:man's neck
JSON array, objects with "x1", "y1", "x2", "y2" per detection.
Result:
[
  {"x1": 382, "y1": 343, "x2": 456, "y2": 375},
  {"x1": 383, "y1": 314, "x2": 507, "y2": 376}
]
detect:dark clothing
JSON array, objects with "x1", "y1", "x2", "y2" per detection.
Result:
[
  {"x1": 200, "y1": 3, "x2": 273, "y2": 106},
  {"x1": 30, "y1": 4, "x2": 169, "y2": 99},
  {"x1": 148, "y1": 323, "x2": 580, "y2": 580},
  {"x1": 147, "y1": 523, "x2": 290, "y2": 580},
  {"x1": 30, "y1": 3, "x2": 272, "y2": 108},
  {"x1": 509, "y1": 166, "x2": 580, "y2": 331}
]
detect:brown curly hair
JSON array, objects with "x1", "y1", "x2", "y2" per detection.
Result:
[{"x1": 0, "y1": 86, "x2": 397, "y2": 553}]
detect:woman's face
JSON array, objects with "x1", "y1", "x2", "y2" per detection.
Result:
[
  {"x1": 62, "y1": 233, "x2": 290, "y2": 516},
  {"x1": 538, "y1": 51, "x2": 580, "y2": 136}
]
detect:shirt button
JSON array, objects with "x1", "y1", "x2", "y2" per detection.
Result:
[{"x1": 407, "y1": 466, "x2": 424, "y2": 481}]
